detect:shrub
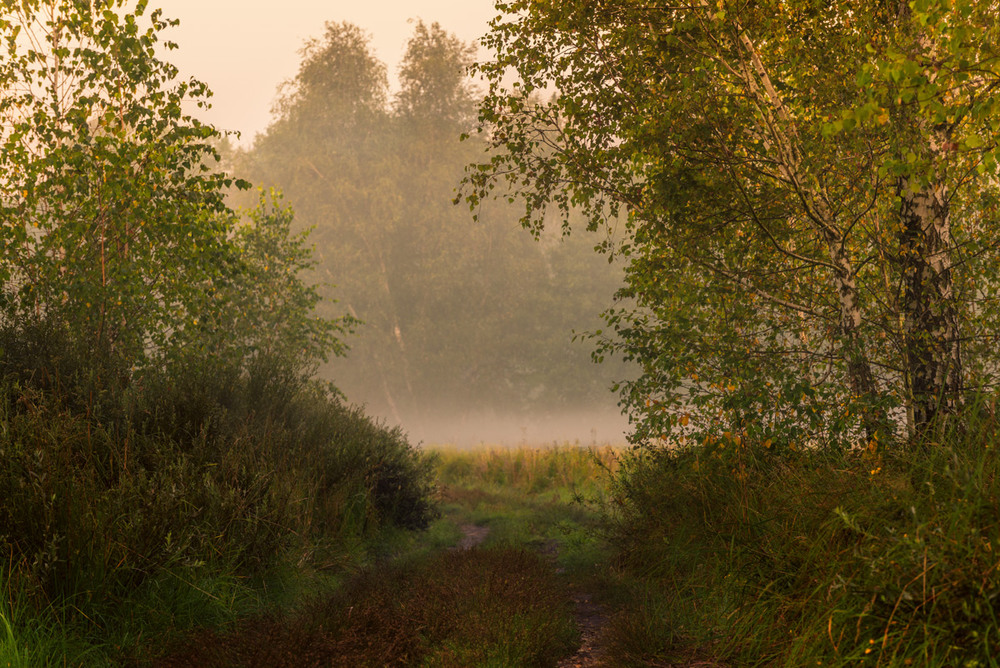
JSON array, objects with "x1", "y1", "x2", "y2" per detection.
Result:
[
  {"x1": 0, "y1": 320, "x2": 436, "y2": 612},
  {"x1": 604, "y1": 400, "x2": 1000, "y2": 666}
]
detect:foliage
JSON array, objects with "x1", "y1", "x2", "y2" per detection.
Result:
[
  {"x1": 0, "y1": 0, "x2": 251, "y2": 368},
  {"x1": 231, "y1": 20, "x2": 629, "y2": 427},
  {"x1": 465, "y1": 0, "x2": 1000, "y2": 445},
  {"x1": 146, "y1": 444, "x2": 631, "y2": 666},
  {"x1": 0, "y1": 321, "x2": 435, "y2": 600},
  {"x1": 169, "y1": 189, "x2": 356, "y2": 386},
  {"x1": 603, "y1": 397, "x2": 1000, "y2": 666}
]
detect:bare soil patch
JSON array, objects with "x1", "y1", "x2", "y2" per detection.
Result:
[
  {"x1": 559, "y1": 588, "x2": 609, "y2": 667},
  {"x1": 453, "y1": 523, "x2": 491, "y2": 550}
]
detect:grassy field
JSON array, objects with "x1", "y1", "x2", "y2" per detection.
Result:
[{"x1": 431, "y1": 444, "x2": 619, "y2": 552}]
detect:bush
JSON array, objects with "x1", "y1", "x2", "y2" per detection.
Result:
[
  {"x1": 603, "y1": 401, "x2": 1000, "y2": 666},
  {"x1": 0, "y1": 321, "x2": 436, "y2": 611}
]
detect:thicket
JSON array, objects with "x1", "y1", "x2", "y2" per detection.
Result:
[
  {"x1": 604, "y1": 404, "x2": 1000, "y2": 666},
  {"x1": 0, "y1": 320, "x2": 435, "y2": 608}
]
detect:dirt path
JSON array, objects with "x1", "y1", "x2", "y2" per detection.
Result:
[
  {"x1": 559, "y1": 588, "x2": 608, "y2": 667},
  {"x1": 453, "y1": 523, "x2": 609, "y2": 665},
  {"x1": 452, "y1": 523, "x2": 491, "y2": 550},
  {"x1": 537, "y1": 538, "x2": 610, "y2": 667}
]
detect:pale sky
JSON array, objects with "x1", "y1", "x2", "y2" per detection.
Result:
[{"x1": 163, "y1": 1, "x2": 497, "y2": 143}]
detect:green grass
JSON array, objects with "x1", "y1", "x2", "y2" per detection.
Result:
[
  {"x1": 429, "y1": 444, "x2": 619, "y2": 565},
  {"x1": 26, "y1": 391, "x2": 1000, "y2": 668},
  {"x1": 14, "y1": 391, "x2": 998, "y2": 668},
  {"x1": 151, "y1": 444, "x2": 619, "y2": 667},
  {"x1": 601, "y1": 400, "x2": 1000, "y2": 666}
]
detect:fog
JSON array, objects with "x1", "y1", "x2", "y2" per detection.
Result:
[
  {"x1": 402, "y1": 411, "x2": 632, "y2": 448},
  {"x1": 166, "y1": 6, "x2": 635, "y2": 447},
  {"x1": 165, "y1": 1, "x2": 497, "y2": 142}
]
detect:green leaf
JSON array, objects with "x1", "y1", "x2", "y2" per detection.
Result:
[{"x1": 964, "y1": 134, "x2": 985, "y2": 149}]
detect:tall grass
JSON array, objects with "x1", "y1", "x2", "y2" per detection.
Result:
[
  {"x1": 603, "y1": 399, "x2": 1000, "y2": 666},
  {"x1": 433, "y1": 444, "x2": 620, "y2": 496}
]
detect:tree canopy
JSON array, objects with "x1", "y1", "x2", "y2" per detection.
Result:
[{"x1": 464, "y1": 0, "x2": 1000, "y2": 447}]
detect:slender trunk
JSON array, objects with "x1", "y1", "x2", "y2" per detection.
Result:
[
  {"x1": 828, "y1": 233, "x2": 882, "y2": 440},
  {"x1": 897, "y1": 178, "x2": 962, "y2": 431},
  {"x1": 730, "y1": 27, "x2": 881, "y2": 421},
  {"x1": 830, "y1": 242, "x2": 878, "y2": 400},
  {"x1": 377, "y1": 357, "x2": 404, "y2": 425}
]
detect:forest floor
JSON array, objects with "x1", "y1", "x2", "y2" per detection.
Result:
[{"x1": 149, "y1": 444, "x2": 623, "y2": 667}]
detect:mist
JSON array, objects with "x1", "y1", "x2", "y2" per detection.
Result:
[
  {"x1": 401, "y1": 410, "x2": 632, "y2": 448},
  {"x1": 217, "y1": 19, "x2": 635, "y2": 447}
]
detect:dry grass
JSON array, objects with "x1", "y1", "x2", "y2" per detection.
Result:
[
  {"x1": 152, "y1": 546, "x2": 577, "y2": 667},
  {"x1": 431, "y1": 443, "x2": 622, "y2": 496}
]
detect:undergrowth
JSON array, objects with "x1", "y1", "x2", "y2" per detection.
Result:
[
  {"x1": 604, "y1": 398, "x2": 1000, "y2": 667},
  {"x1": 0, "y1": 321, "x2": 437, "y2": 665},
  {"x1": 156, "y1": 546, "x2": 577, "y2": 667}
]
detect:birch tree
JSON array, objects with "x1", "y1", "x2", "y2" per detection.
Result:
[
  {"x1": 464, "y1": 0, "x2": 1000, "y2": 445},
  {"x1": 0, "y1": 0, "x2": 351, "y2": 384},
  {"x1": 0, "y1": 0, "x2": 240, "y2": 365}
]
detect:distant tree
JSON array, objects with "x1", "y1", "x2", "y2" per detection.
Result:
[
  {"x1": 395, "y1": 21, "x2": 478, "y2": 128},
  {"x1": 234, "y1": 20, "x2": 628, "y2": 427},
  {"x1": 463, "y1": 0, "x2": 1000, "y2": 446}
]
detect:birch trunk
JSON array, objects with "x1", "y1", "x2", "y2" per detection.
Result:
[
  {"x1": 828, "y1": 237, "x2": 878, "y2": 402},
  {"x1": 730, "y1": 28, "x2": 880, "y2": 410},
  {"x1": 898, "y1": 179, "x2": 963, "y2": 431},
  {"x1": 893, "y1": 0, "x2": 964, "y2": 432}
]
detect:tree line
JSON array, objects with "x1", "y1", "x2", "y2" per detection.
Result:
[{"x1": 228, "y1": 20, "x2": 630, "y2": 433}]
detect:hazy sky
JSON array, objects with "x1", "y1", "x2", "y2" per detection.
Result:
[{"x1": 164, "y1": 1, "x2": 496, "y2": 143}]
